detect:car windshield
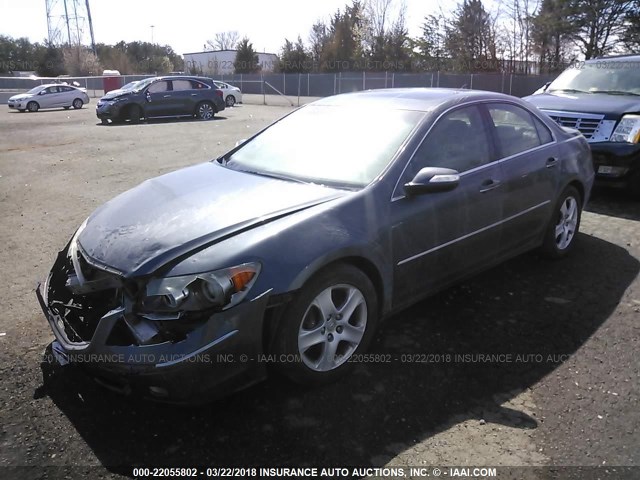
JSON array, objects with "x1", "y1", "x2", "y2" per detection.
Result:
[
  {"x1": 549, "y1": 62, "x2": 640, "y2": 95},
  {"x1": 225, "y1": 105, "x2": 424, "y2": 188},
  {"x1": 121, "y1": 81, "x2": 140, "y2": 91},
  {"x1": 27, "y1": 86, "x2": 45, "y2": 94},
  {"x1": 132, "y1": 78, "x2": 155, "y2": 91}
]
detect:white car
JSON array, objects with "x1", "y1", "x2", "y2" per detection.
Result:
[
  {"x1": 213, "y1": 81, "x2": 242, "y2": 107},
  {"x1": 8, "y1": 84, "x2": 90, "y2": 112}
]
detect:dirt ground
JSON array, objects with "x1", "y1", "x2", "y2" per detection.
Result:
[{"x1": 0, "y1": 103, "x2": 638, "y2": 479}]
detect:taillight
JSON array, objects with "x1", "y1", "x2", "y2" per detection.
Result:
[{"x1": 215, "y1": 89, "x2": 223, "y2": 98}]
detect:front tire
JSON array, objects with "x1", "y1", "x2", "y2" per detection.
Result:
[
  {"x1": 127, "y1": 105, "x2": 142, "y2": 124},
  {"x1": 273, "y1": 264, "x2": 378, "y2": 386},
  {"x1": 540, "y1": 186, "x2": 582, "y2": 258},
  {"x1": 195, "y1": 101, "x2": 215, "y2": 120},
  {"x1": 72, "y1": 98, "x2": 83, "y2": 109},
  {"x1": 27, "y1": 102, "x2": 39, "y2": 112}
]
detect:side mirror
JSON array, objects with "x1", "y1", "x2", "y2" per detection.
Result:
[
  {"x1": 404, "y1": 167, "x2": 460, "y2": 196},
  {"x1": 39, "y1": 90, "x2": 47, "y2": 95},
  {"x1": 145, "y1": 91, "x2": 152, "y2": 102}
]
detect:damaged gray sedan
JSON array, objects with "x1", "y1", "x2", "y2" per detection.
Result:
[{"x1": 38, "y1": 89, "x2": 594, "y2": 402}]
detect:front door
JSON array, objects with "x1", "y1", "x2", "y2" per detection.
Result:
[
  {"x1": 390, "y1": 104, "x2": 505, "y2": 308},
  {"x1": 144, "y1": 80, "x2": 175, "y2": 117}
]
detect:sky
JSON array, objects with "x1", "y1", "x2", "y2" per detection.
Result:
[{"x1": 0, "y1": 0, "x2": 451, "y2": 56}]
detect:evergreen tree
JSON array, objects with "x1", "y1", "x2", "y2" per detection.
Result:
[{"x1": 234, "y1": 37, "x2": 260, "y2": 74}]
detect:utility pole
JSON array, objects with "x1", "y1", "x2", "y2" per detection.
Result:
[
  {"x1": 85, "y1": 0, "x2": 96, "y2": 54},
  {"x1": 45, "y1": 0, "x2": 96, "y2": 50}
]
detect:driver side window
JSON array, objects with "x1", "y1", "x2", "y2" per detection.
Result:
[
  {"x1": 412, "y1": 105, "x2": 492, "y2": 173},
  {"x1": 147, "y1": 81, "x2": 169, "y2": 93}
]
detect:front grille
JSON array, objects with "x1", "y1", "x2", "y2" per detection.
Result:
[{"x1": 545, "y1": 114, "x2": 602, "y2": 139}]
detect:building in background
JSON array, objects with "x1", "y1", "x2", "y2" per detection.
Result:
[{"x1": 183, "y1": 50, "x2": 279, "y2": 76}]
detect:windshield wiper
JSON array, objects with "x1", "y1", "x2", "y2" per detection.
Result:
[
  {"x1": 548, "y1": 88, "x2": 590, "y2": 94},
  {"x1": 237, "y1": 168, "x2": 309, "y2": 185},
  {"x1": 589, "y1": 90, "x2": 640, "y2": 97}
]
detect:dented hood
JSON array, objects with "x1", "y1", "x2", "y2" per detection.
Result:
[{"x1": 78, "y1": 162, "x2": 344, "y2": 276}]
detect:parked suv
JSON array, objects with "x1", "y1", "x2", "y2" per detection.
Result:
[
  {"x1": 96, "y1": 76, "x2": 225, "y2": 124},
  {"x1": 525, "y1": 55, "x2": 640, "y2": 194}
]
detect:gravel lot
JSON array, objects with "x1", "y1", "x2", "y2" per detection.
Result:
[{"x1": 0, "y1": 103, "x2": 638, "y2": 479}]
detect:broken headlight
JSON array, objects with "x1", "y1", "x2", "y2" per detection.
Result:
[{"x1": 141, "y1": 262, "x2": 261, "y2": 313}]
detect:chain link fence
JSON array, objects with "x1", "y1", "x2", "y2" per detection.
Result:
[{"x1": 0, "y1": 71, "x2": 556, "y2": 101}]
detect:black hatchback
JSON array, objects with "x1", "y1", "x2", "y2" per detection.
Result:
[{"x1": 96, "y1": 76, "x2": 226, "y2": 124}]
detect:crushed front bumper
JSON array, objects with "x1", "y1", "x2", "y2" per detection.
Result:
[
  {"x1": 95, "y1": 101, "x2": 123, "y2": 120},
  {"x1": 36, "y1": 254, "x2": 271, "y2": 403}
]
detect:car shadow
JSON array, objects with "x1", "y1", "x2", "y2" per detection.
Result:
[
  {"x1": 8, "y1": 108, "x2": 83, "y2": 114},
  {"x1": 587, "y1": 187, "x2": 640, "y2": 221},
  {"x1": 36, "y1": 234, "x2": 638, "y2": 471},
  {"x1": 97, "y1": 116, "x2": 228, "y2": 127}
]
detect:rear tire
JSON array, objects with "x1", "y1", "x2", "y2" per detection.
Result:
[
  {"x1": 540, "y1": 186, "x2": 582, "y2": 259},
  {"x1": 27, "y1": 102, "x2": 39, "y2": 112},
  {"x1": 273, "y1": 264, "x2": 378, "y2": 386},
  {"x1": 72, "y1": 98, "x2": 83, "y2": 109},
  {"x1": 195, "y1": 101, "x2": 215, "y2": 120},
  {"x1": 225, "y1": 95, "x2": 236, "y2": 107}
]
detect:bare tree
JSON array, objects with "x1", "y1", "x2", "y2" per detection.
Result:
[
  {"x1": 566, "y1": 0, "x2": 636, "y2": 59},
  {"x1": 502, "y1": 0, "x2": 538, "y2": 73},
  {"x1": 206, "y1": 31, "x2": 240, "y2": 51},
  {"x1": 362, "y1": 0, "x2": 408, "y2": 65}
]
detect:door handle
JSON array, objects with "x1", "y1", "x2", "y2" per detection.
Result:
[
  {"x1": 163, "y1": 95, "x2": 171, "y2": 98},
  {"x1": 191, "y1": 93, "x2": 198, "y2": 96},
  {"x1": 479, "y1": 179, "x2": 501, "y2": 193},
  {"x1": 546, "y1": 157, "x2": 559, "y2": 168}
]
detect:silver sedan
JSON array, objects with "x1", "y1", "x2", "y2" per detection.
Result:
[{"x1": 8, "y1": 84, "x2": 90, "y2": 112}]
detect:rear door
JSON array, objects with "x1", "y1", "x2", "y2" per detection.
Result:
[
  {"x1": 59, "y1": 85, "x2": 76, "y2": 106},
  {"x1": 170, "y1": 79, "x2": 203, "y2": 114},
  {"x1": 390, "y1": 104, "x2": 506, "y2": 307},
  {"x1": 484, "y1": 102, "x2": 559, "y2": 253}
]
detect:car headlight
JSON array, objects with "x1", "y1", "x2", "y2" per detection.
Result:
[
  {"x1": 611, "y1": 115, "x2": 640, "y2": 143},
  {"x1": 142, "y1": 262, "x2": 261, "y2": 313}
]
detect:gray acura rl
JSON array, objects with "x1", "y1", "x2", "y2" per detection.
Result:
[{"x1": 38, "y1": 88, "x2": 594, "y2": 403}]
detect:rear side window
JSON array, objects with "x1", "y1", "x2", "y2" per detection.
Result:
[
  {"x1": 412, "y1": 105, "x2": 492, "y2": 173},
  {"x1": 533, "y1": 116, "x2": 553, "y2": 144},
  {"x1": 172, "y1": 80, "x2": 193, "y2": 91},
  {"x1": 488, "y1": 103, "x2": 545, "y2": 158},
  {"x1": 192, "y1": 80, "x2": 210, "y2": 89}
]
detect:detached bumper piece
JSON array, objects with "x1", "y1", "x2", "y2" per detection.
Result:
[
  {"x1": 37, "y1": 244, "x2": 269, "y2": 403},
  {"x1": 591, "y1": 143, "x2": 640, "y2": 191}
]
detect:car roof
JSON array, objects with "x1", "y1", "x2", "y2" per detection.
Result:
[
  {"x1": 313, "y1": 88, "x2": 520, "y2": 112},
  {"x1": 591, "y1": 54, "x2": 640, "y2": 61},
  {"x1": 154, "y1": 75, "x2": 213, "y2": 82},
  {"x1": 39, "y1": 83, "x2": 79, "y2": 88}
]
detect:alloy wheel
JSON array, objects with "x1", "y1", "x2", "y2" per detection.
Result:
[
  {"x1": 555, "y1": 196, "x2": 578, "y2": 250},
  {"x1": 297, "y1": 284, "x2": 367, "y2": 372}
]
